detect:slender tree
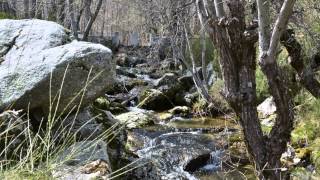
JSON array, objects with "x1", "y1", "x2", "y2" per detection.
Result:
[
  {"x1": 23, "y1": 0, "x2": 29, "y2": 18},
  {"x1": 82, "y1": 0, "x2": 103, "y2": 41},
  {"x1": 67, "y1": 0, "x2": 78, "y2": 39}
]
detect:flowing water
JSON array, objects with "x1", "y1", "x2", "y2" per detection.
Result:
[
  {"x1": 115, "y1": 66, "x2": 254, "y2": 179},
  {"x1": 126, "y1": 108, "x2": 254, "y2": 180}
]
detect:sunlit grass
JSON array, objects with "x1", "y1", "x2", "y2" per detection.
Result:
[{"x1": 0, "y1": 65, "x2": 140, "y2": 179}]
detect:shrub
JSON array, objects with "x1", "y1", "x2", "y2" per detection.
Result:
[
  {"x1": 256, "y1": 66, "x2": 270, "y2": 103},
  {"x1": 209, "y1": 79, "x2": 231, "y2": 113},
  {"x1": 185, "y1": 36, "x2": 221, "y2": 77},
  {"x1": 0, "y1": 12, "x2": 15, "y2": 19},
  {"x1": 292, "y1": 90, "x2": 320, "y2": 145}
]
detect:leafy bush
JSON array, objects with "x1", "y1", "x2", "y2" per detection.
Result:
[
  {"x1": 192, "y1": 79, "x2": 231, "y2": 116},
  {"x1": 186, "y1": 36, "x2": 221, "y2": 77},
  {"x1": 311, "y1": 138, "x2": 320, "y2": 173},
  {"x1": 292, "y1": 90, "x2": 320, "y2": 145},
  {"x1": 0, "y1": 12, "x2": 15, "y2": 19},
  {"x1": 291, "y1": 120, "x2": 320, "y2": 144},
  {"x1": 209, "y1": 79, "x2": 231, "y2": 113},
  {"x1": 256, "y1": 47, "x2": 298, "y2": 103},
  {"x1": 256, "y1": 66, "x2": 270, "y2": 103}
]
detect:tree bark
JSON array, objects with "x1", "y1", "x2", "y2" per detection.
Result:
[
  {"x1": 29, "y1": 0, "x2": 37, "y2": 18},
  {"x1": 48, "y1": 0, "x2": 57, "y2": 21},
  {"x1": 100, "y1": 2, "x2": 108, "y2": 37},
  {"x1": 198, "y1": 0, "x2": 296, "y2": 179},
  {"x1": 82, "y1": 0, "x2": 103, "y2": 41},
  {"x1": 281, "y1": 30, "x2": 320, "y2": 98},
  {"x1": 214, "y1": 0, "x2": 224, "y2": 18},
  {"x1": 67, "y1": 0, "x2": 78, "y2": 39},
  {"x1": 76, "y1": 6, "x2": 85, "y2": 33},
  {"x1": 35, "y1": 0, "x2": 42, "y2": 19},
  {"x1": 4, "y1": 0, "x2": 17, "y2": 17},
  {"x1": 200, "y1": 28, "x2": 208, "y2": 87},
  {"x1": 84, "y1": 0, "x2": 93, "y2": 25},
  {"x1": 256, "y1": 0, "x2": 296, "y2": 178},
  {"x1": 56, "y1": 0, "x2": 66, "y2": 24},
  {"x1": 23, "y1": 0, "x2": 29, "y2": 18},
  {"x1": 184, "y1": 27, "x2": 212, "y2": 103},
  {"x1": 199, "y1": 1, "x2": 267, "y2": 175}
]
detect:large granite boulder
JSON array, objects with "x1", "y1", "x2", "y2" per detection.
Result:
[{"x1": 0, "y1": 19, "x2": 115, "y2": 115}]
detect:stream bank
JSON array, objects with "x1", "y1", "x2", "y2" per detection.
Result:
[{"x1": 92, "y1": 46, "x2": 254, "y2": 180}]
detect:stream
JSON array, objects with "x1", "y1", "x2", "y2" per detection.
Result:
[
  {"x1": 120, "y1": 108, "x2": 255, "y2": 180},
  {"x1": 107, "y1": 48, "x2": 255, "y2": 179}
]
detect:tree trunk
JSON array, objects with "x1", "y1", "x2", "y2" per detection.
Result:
[
  {"x1": 200, "y1": 29, "x2": 208, "y2": 87},
  {"x1": 29, "y1": 0, "x2": 36, "y2": 18},
  {"x1": 256, "y1": 0, "x2": 296, "y2": 178},
  {"x1": 35, "y1": 0, "x2": 42, "y2": 19},
  {"x1": 207, "y1": 10, "x2": 267, "y2": 177},
  {"x1": 76, "y1": 6, "x2": 85, "y2": 34},
  {"x1": 48, "y1": 0, "x2": 57, "y2": 21},
  {"x1": 84, "y1": 0, "x2": 93, "y2": 25},
  {"x1": 82, "y1": 0, "x2": 103, "y2": 41},
  {"x1": 184, "y1": 29, "x2": 212, "y2": 103},
  {"x1": 100, "y1": 2, "x2": 107, "y2": 37},
  {"x1": 23, "y1": 0, "x2": 29, "y2": 18},
  {"x1": 56, "y1": 0, "x2": 66, "y2": 24},
  {"x1": 67, "y1": 0, "x2": 78, "y2": 39},
  {"x1": 198, "y1": 0, "x2": 293, "y2": 179},
  {"x1": 5, "y1": 0, "x2": 17, "y2": 17},
  {"x1": 281, "y1": 30, "x2": 320, "y2": 98}
]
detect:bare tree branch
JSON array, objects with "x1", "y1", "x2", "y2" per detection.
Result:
[
  {"x1": 281, "y1": 30, "x2": 320, "y2": 98},
  {"x1": 82, "y1": 0, "x2": 103, "y2": 41},
  {"x1": 267, "y1": 0, "x2": 296, "y2": 62}
]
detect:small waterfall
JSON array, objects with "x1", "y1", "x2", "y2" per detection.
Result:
[{"x1": 199, "y1": 150, "x2": 224, "y2": 173}]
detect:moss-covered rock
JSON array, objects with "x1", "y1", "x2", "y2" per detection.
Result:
[
  {"x1": 209, "y1": 79, "x2": 232, "y2": 113},
  {"x1": 93, "y1": 97, "x2": 111, "y2": 110},
  {"x1": 93, "y1": 97, "x2": 127, "y2": 115},
  {"x1": 116, "y1": 111, "x2": 155, "y2": 129},
  {"x1": 156, "y1": 112, "x2": 174, "y2": 121},
  {"x1": 109, "y1": 102, "x2": 128, "y2": 114},
  {"x1": 138, "y1": 89, "x2": 175, "y2": 111},
  {"x1": 192, "y1": 79, "x2": 232, "y2": 116},
  {"x1": 168, "y1": 106, "x2": 191, "y2": 117}
]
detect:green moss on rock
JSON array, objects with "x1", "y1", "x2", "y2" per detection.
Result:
[{"x1": 93, "y1": 97, "x2": 111, "y2": 110}]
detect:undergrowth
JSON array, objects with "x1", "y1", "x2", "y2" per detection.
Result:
[
  {"x1": 0, "y1": 66, "x2": 139, "y2": 179},
  {"x1": 0, "y1": 12, "x2": 15, "y2": 20}
]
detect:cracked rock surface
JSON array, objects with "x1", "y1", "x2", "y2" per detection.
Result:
[{"x1": 0, "y1": 19, "x2": 115, "y2": 114}]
